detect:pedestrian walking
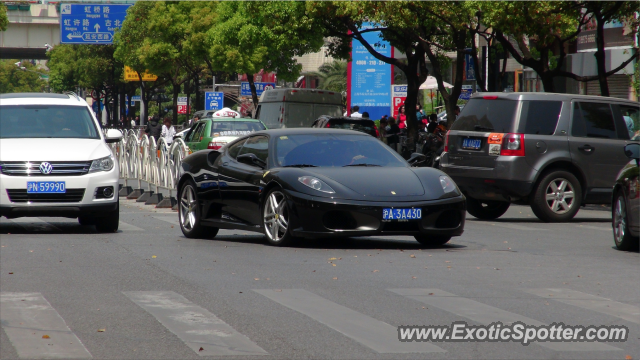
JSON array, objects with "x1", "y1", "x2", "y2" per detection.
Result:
[
  {"x1": 145, "y1": 115, "x2": 162, "y2": 142},
  {"x1": 161, "y1": 118, "x2": 176, "y2": 147},
  {"x1": 385, "y1": 117, "x2": 400, "y2": 153},
  {"x1": 351, "y1": 106, "x2": 362, "y2": 118},
  {"x1": 397, "y1": 105, "x2": 407, "y2": 129},
  {"x1": 379, "y1": 117, "x2": 388, "y2": 144},
  {"x1": 130, "y1": 117, "x2": 136, "y2": 128},
  {"x1": 361, "y1": 112, "x2": 370, "y2": 119}
]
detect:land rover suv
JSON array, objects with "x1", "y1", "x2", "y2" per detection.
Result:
[{"x1": 440, "y1": 92, "x2": 639, "y2": 222}]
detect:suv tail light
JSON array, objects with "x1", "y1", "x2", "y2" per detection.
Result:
[
  {"x1": 444, "y1": 130, "x2": 450, "y2": 152},
  {"x1": 500, "y1": 133, "x2": 525, "y2": 156},
  {"x1": 326, "y1": 122, "x2": 331, "y2": 128},
  {"x1": 374, "y1": 124, "x2": 379, "y2": 137},
  {"x1": 208, "y1": 141, "x2": 227, "y2": 150}
]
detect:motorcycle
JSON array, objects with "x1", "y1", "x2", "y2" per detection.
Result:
[{"x1": 415, "y1": 127, "x2": 446, "y2": 168}]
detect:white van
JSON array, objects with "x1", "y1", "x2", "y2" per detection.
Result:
[{"x1": 255, "y1": 88, "x2": 342, "y2": 129}]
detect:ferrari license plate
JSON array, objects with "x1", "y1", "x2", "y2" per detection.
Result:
[
  {"x1": 462, "y1": 138, "x2": 482, "y2": 150},
  {"x1": 383, "y1": 208, "x2": 422, "y2": 220},
  {"x1": 27, "y1": 181, "x2": 66, "y2": 193}
]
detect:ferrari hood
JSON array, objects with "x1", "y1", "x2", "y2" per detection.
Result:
[{"x1": 306, "y1": 167, "x2": 425, "y2": 199}]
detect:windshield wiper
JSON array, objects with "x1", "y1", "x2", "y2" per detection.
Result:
[
  {"x1": 282, "y1": 164, "x2": 318, "y2": 168},
  {"x1": 474, "y1": 125, "x2": 494, "y2": 131},
  {"x1": 343, "y1": 163, "x2": 382, "y2": 167}
]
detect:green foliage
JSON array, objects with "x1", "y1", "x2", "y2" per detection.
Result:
[
  {"x1": 631, "y1": 62, "x2": 640, "y2": 98},
  {"x1": 311, "y1": 61, "x2": 347, "y2": 94},
  {"x1": 47, "y1": 45, "x2": 78, "y2": 92},
  {"x1": 48, "y1": 44, "x2": 122, "y2": 92},
  {"x1": 0, "y1": 59, "x2": 46, "y2": 93},
  {"x1": 0, "y1": 2, "x2": 8, "y2": 32}
]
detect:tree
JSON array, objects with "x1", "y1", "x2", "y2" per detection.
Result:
[
  {"x1": 47, "y1": 45, "x2": 78, "y2": 92},
  {"x1": 0, "y1": 2, "x2": 8, "y2": 32},
  {"x1": 207, "y1": 1, "x2": 325, "y2": 108},
  {"x1": 0, "y1": 59, "x2": 46, "y2": 93},
  {"x1": 310, "y1": 60, "x2": 347, "y2": 94}
]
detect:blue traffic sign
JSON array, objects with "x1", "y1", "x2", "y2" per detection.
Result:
[
  {"x1": 205, "y1": 92, "x2": 224, "y2": 111},
  {"x1": 60, "y1": 4, "x2": 131, "y2": 44},
  {"x1": 240, "y1": 82, "x2": 276, "y2": 97}
]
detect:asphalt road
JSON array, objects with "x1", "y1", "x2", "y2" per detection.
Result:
[{"x1": 1, "y1": 200, "x2": 638, "y2": 360}]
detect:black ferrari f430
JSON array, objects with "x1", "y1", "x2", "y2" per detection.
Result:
[{"x1": 177, "y1": 128, "x2": 466, "y2": 246}]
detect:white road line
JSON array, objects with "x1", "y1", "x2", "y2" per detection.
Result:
[
  {"x1": 0, "y1": 292, "x2": 92, "y2": 359},
  {"x1": 9, "y1": 217, "x2": 60, "y2": 231},
  {"x1": 525, "y1": 289, "x2": 640, "y2": 325},
  {"x1": 152, "y1": 215, "x2": 179, "y2": 226},
  {"x1": 118, "y1": 221, "x2": 145, "y2": 232},
  {"x1": 123, "y1": 291, "x2": 267, "y2": 356},
  {"x1": 388, "y1": 288, "x2": 620, "y2": 352},
  {"x1": 575, "y1": 225, "x2": 610, "y2": 232},
  {"x1": 254, "y1": 289, "x2": 445, "y2": 353}
]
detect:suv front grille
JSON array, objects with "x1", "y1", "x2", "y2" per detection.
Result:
[
  {"x1": 6, "y1": 189, "x2": 86, "y2": 203},
  {"x1": 0, "y1": 161, "x2": 91, "y2": 176}
]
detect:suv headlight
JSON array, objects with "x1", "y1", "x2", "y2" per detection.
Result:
[
  {"x1": 439, "y1": 175, "x2": 457, "y2": 193},
  {"x1": 298, "y1": 176, "x2": 335, "y2": 194},
  {"x1": 89, "y1": 156, "x2": 114, "y2": 173}
]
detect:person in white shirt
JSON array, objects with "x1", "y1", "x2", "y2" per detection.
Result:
[
  {"x1": 351, "y1": 105, "x2": 362, "y2": 118},
  {"x1": 161, "y1": 118, "x2": 176, "y2": 146}
]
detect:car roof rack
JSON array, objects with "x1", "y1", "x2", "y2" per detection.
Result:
[{"x1": 63, "y1": 91, "x2": 81, "y2": 101}]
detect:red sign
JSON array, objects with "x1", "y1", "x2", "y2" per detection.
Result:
[{"x1": 177, "y1": 105, "x2": 190, "y2": 115}]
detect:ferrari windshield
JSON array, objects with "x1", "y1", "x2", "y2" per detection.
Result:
[
  {"x1": 275, "y1": 133, "x2": 407, "y2": 168},
  {"x1": 0, "y1": 105, "x2": 100, "y2": 139}
]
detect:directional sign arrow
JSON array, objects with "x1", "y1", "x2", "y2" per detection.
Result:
[
  {"x1": 66, "y1": 33, "x2": 82, "y2": 40},
  {"x1": 94, "y1": 23, "x2": 100, "y2": 32}
]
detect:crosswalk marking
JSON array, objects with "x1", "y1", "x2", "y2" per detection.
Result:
[
  {"x1": 118, "y1": 221, "x2": 144, "y2": 232},
  {"x1": 0, "y1": 292, "x2": 92, "y2": 359},
  {"x1": 123, "y1": 291, "x2": 267, "y2": 356},
  {"x1": 9, "y1": 217, "x2": 60, "y2": 231},
  {"x1": 388, "y1": 288, "x2": 620, "y2": 352},
  {"x1": 525, "y1": 288, "x2": 640, "y2": 325},
  {"x1": 254, "y1": 289, "x2": 445, "y2": 353},
  {"x1": 152, "y1": 215, "x2": 179, "y2": 226}
]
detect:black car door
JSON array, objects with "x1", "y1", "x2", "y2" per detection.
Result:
[{"x1": 219, "y1": 135, "x2": 269, "y2": 225}]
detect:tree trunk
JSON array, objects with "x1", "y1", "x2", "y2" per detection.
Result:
[
  {"x1": 140, "y1": 83, "x2": 148, "y2": 126},
  {"x1": 194, "y1": 72, "x2": 201, "y2": 111},
  {"x1": 119, "y1": 86, "x2": 126, "y2": 126},
  {"x1": 541, "y1": 74, "x2": 555, "y2": 93},
  {"x1": 469, "y1": 31, "x2": 487, "y2": 92},
  {"x1": 246, "y1": 73, "x2": 259, "y2": 112},
  {"x1": 594, "y1": 12, "x2": 610, "y2": 97},
  {"x1": 172, "y1": 81, "x2": 180, "y2": 124}
]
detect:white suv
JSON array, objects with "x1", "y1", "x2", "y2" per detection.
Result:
[{"x1": 0, "y1": 93, "x2": 122, "y2": 232}]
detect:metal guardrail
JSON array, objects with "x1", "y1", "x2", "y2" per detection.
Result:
[{"x1": 107, "y1": 129, "x2": 188, "y2": 208}]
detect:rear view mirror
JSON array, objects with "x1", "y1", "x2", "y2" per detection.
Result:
[
  {"x1": 407, "y1": 152, "x2": 426, "y2": 166},
  {"x1": 237, "y1": 153, "x2": 266, "y2": 169},
  {"x1": 105, "y1": 129, "x2": 123, "y2": 143},
  {"x1": 624, "y1": 143, "x2": 639, "y2": 160}
]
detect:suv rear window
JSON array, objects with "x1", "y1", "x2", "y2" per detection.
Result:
[
  {"x1": 519, "y1": 100, "x2": 562, "y2": 135},
  {"x1": 450, "y1": 99, "x2": 517, "y2": 133},
  {"x1": 0, "y1": 105, "x2": 99, "y2": 139}
]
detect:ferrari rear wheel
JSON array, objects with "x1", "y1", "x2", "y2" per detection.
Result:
[
  {"x1": 414, "y1": 234, "x2": 451, "y2": 247},
  {"x1": 179, "y1": 180, "x2": 217, "y2": 239},
  {"x1": 263, "y1": 189, "x2": 295, "y2": 246}
]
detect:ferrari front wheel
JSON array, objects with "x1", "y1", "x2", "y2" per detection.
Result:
[{"x1": 263, "y1": 188, "x2": 295, "y2": 246}]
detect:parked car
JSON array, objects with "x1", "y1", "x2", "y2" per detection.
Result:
[
  {"x1": 437, "y1": 105, "x2": 464, "y2": 122},
  {"x1": 440, "y1": 92, "x2": 639, "y2": 222},
  {"x1": 177, "y1": 128, "x2": 464, "y2": 246},
  {"x1": 255, "y1": 88, "x2": 342, "y2": 129},
  {"x1": 184, "y1": 108, "x2": 267, "y2": 153},
  {"x1": 612, "y1": 143, "x2": 639, "y2": 251},
  {"x1": 311, "y1": 116, "x2": 378, "y2": 137},
  {"x1": 0, "y1": 92, "x2": 122, "y2": 232}
]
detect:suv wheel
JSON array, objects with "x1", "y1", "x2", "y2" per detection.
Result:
[
  {"x1": 531, "y1": 170, "x2": 582, "y2": 222},
  {"x1": 612, "y1": 191, "x2": 638, "y2": 251},
  {"x1": 466, "y1": 197, "x2": 510, "y2": 220},
  {"x1": 95, "y1": 201, "x2": 119, "y2": 233}
]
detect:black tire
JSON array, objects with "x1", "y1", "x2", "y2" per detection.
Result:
[
  {"x1": 466, "y1": 197, "x2": 510, "y2": 220},
  {"x1": 78, "y1": 216, "x2": 95, "y2": 226},
  {"x1": 95, "y1": 201, "x2": 119, "y2": 233},
  {"x1": 262, "y1": 187, "x2": 296, "y2": 246},
  {"x1": 414, "y1": 235, "x2": 451, "y2": 247},
  {"x1": 178, "y1": 180, "x2": 209, "y2": 238},
  {"x1": 612, "y1": 191, "x2": 639, "y2": 251},
  {"x1": 530, "y1": 170, "x2": 582, "y2": 222}
]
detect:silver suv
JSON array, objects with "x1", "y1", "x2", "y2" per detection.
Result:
[{"x1": 440, "y1": 92, "x2": 639, "y2": 222}]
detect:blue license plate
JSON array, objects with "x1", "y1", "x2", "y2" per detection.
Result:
[
  {"x1": 462, "y1": 138, "x2": 482, "y2": 150},
  {"x1": 27, "y1": 181, "x2": 66, "y2": 193},
  {"x1": 383, "y1": 208, "x2": 422, "y2": 220}
]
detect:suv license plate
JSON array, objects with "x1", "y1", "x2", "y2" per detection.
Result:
[
  {"x1": 383, "y1": 208, "x2": 422, "y2": 220},
  {"x1": 27, "y1": 181, "x2": 66, "y2": 193},
  {"x1": 462, "y1": 138, "x2": 482, "y2": 150}
]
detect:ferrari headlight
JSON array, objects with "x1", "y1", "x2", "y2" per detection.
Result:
[
  {"x1": 298, "y1": 176, "x2": 335, "y2": 194},
  {"x1": 439, "y1": 175, "x2": 457, "y2": 193},
  {"x1": 89, "y1": 155, "x2": 114, "y2": 173}
]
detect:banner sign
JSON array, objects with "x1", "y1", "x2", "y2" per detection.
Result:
[
  {"x1": 459, "y1": 85, "x2": 474, "y2": 100},
  {"x1": 205, "y1": 92, "x2": 224, "y2": 111},
  {"x1": 177, "y1": 96, "x2": 189, "y2": 114},
  {"x1": 391, "y1": 85, "x2": 407, "y2": 118},
  {"x1": 60, "y1": 3, "x2": 131, "y2": 44},
  {"x1": 464, "y1": 53, "x2": 476, "y2": 81},
  {"x1": 240, "y1": 82, "x2": 276, "y2": 97},
  {"x1": 124, "y1": 66, "x2": 158, "y2": 82}
]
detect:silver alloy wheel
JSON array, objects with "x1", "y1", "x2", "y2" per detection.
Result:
[
  {"x1": 264, "y1": 191, "x2": 288, "y2": 242},
  {"x1": 613, "y1": 196, "x2": 626, "y2": 245},
  {"x1": 180, "y1": 185, "x2": 197, "y2": 231},
  {"x1": 544, "y1": 178, "x2": 575, "y2": 214}
]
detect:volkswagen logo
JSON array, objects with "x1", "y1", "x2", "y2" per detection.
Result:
[{"x1": 39, "y1": 162, "x2": 53, "y2": 175}]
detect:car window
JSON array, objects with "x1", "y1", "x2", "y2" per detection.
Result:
[
  {"x1": 227, "y1": 139, "x2": 246, "y2": 159},
  {"x1": 186, "y1": 123, "x2": 203, "y2": 142},
  {"x1": 0, "y1": 105, "x2": 99, "y2": 139},
  {"x1": 518, "y1": 101, "x2": 562, "y2": 135},
  {"x1": 193, "y1": 122, "x2": 207, "y2": 142},
  {"x1": 571, "y1": 102, "x2": 617, "y2": 139},
  {"x1": 210, "y1": 121, "x2": 266, "y2": 137},
  {"x1": 450, "y1": 99, "x2": 518, "y2": 132},
  {"x1": 617, "y1": 104, "x2": 640, "y2": 140},
  {"x1": 237, "y1": 136, "x2": 269, "y2": 164},
  {"x1": 328, "y1": 119, "x2": 376, "y2": 134}
]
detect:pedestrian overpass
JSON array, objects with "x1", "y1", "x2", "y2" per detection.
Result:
[{"x1": 1, "y1": 4, "x2": 60, "y2": 60}]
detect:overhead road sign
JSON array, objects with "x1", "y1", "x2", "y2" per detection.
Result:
[
  {"x1": 240, "y1": 82, "x2": 275, "y2": 97},
  {"x1": 60, "y1": 3, "x2": 131, "y2": 45},
  {"x1": 124, "y1": 66, "x2": 158, "y2": 82}
]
